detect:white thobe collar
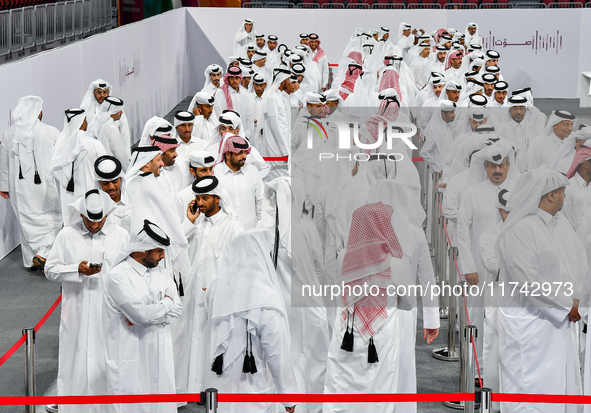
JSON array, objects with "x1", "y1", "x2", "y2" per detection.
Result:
[
  {"x1": 536, "y1": 208, "x2": 556, "y2": 227},
  {"x1": 572, "y1": 173, "x2": 589, "y2": 188},
  {"x1": 204, "y1": 209, "x2": 226, "y2": 225},
  {"x1": 510, "y1": 119, "x2": 523, "y2": 129},
  {"x1": 485, "y1": 178, "x2": 508, "y2": 193},
  {"x1": 218, "y1": 160, "x2": 244, "y2": 176},
  {"x1": 179, "y1": 135, "x2": 199, "y2": 145},
  {"x1": 127, "y1": 256, "x2": 149, "y2": 278},
  {"x1": 116, "y1": 190, "x2": 131, "y2": 206},
  {"x1": 552, "y1": 133, "x2": 567, "y2": 146},
  {"x1": 78, "y1": 220, "x2": 111, "y2": 237}
]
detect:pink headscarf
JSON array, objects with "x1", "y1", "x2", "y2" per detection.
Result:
[
  {"x1": 339, "y1": 64, "x2": 363, "y2": 100},
  {"x1": 364, "y1": 94, "x2": 400, "y2": 154},
  {"x1": 347, "y1": 51, "x2": 363, "y2": 66},
  {"x1": 378, "y1": 69, "x2": 402, "y2": 100},
  {"x1": 566, "y1": 146, "x2": 591, "y2": 179},
  {"x1": 341, "y1": 202, "x2": 403, "y2": 340},
  {"x1": 445, "y1": 50, "x2": 463, "y2": 71},
  {"x1": 309, "y1": 33, "x2": 326, "y2": 62},
  {"x1": 219, "y1": 134, "x2": 251, "y2": 162},
  {"x1": 219, "y1": 67, "x2": 243, "y2": 111}
]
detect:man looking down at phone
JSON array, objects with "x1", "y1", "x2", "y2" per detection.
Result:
[
  {"x1": 44, "y1": 189, "x2": 130, "y2": 413},
  {"x1": 173, "y1": 175, "x2": 243, "y2": 396}
]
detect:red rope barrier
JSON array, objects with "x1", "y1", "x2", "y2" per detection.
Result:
[
  {"x1": 2, "y1": 392, "x2": 591, "y2": 406},
  {"x1": 0, "y1": 294, "x2": 61, "y2": 368},
  {"x1": 262, "y1": 156, "x2": 288, "y2": 162}
]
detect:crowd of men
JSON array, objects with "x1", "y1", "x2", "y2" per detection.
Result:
[{"x1": 1, "y1": 17, "x2": 590, "y2": 413}]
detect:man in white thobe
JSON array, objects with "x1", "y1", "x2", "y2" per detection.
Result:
[
  {"x1": 95, "y1": 155, "x2": 132, "y2": 234},
  {"x1": 308, "y1": 33, "x2": 329, "y2": 91},
  {"x1": 478, "y1": 188, "x2": 510, "y2": 413},
  {"x1": 186, "y1": 93, "x2": 216, "y2": 143},
  {"x1": 88, "y1": 97, "x2": 131, "y2": 171},
  {"x1": 214, "y1": 134, "x2": 263, "y2": 230},
  {"x1": 200, "y1": 64, "x2": 223, "y2": 94},
  {"x1": 208, "y1": 229, "x2": 299, "y2": 413},
  {"x1": 0, "y1": 96, "x2": 62, "y2": 269},
  {"x1": 103, "y1": 220, "x2": 182, "y2": 413},
  {"x1": 173, "y1": 150, "x2": 215, "y2": 220},
  {"x1": 50, "y1": 108, "x2": 106, "y2": 221},
  {"x1": 323, "y1": 202, "x2": 405, "y2": 413},
  {"x1": 174, "y1": 175, "x2": 243, "y2": 396},
  {"x1": 527, "y1": 110, "x2": 576, "y2": 170},
  {"x1": 563, "y1": 145, "x2": 591, "y2": 229},
  {"x1": 79, "y1": 79, "x2": 111, "y2": 125},
  {"x1": 260, "y1": 177, "x2": 329, "y2": 413},
  {"x1": 45, "y1": 189, "x2": 129, "y2": 413},
  {"x1": 457, "y1": 141, "x2": 516, "y2": 388},
  {"x1": 497, "y1": 96, "x2": 538, "y2": 172},
  {"x1": 214, "y1": 66, "x2": 255, "y2": 138},
  {"x1": 497, "y1": 167, "x2": 587, "y2": 413},
  {"x1": 151, "y1": 136, "x2": 184, "y2": 196},
  {"x1": 255, "y1": 67, "x2": 291, "y2": 178},
  {"x1": 367, "y1": 181, "x2": 440, "y2": 413}
]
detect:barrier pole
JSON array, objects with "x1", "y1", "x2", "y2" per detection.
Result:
[
  {"x1": 204, "y1": 388, "x2": 218, "y2": 413},
  {"x1": 463, "y1": 325, "x2": 477, "y2": 413},
  {"x1": 444, "y1": 281, "x2": 469, "y2": 409},
  {"x1": 23, "y1": 328, "x2": 35, "y2": 413},
  {"x1": 430, "y1": 172, "x2": 439, "y2": 256},
  {"x1": 432, "y1": 247, "x2": 459, "y2": 361},
  {"x1": 478, "y1": 387, "x2": 492, "y2": 413},
  {"x1": 438, "y1": 214, "x2": 448, "y2": 319}
]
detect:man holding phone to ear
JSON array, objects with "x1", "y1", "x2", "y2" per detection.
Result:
[
  {"x1": 44, "y1": 189, "x2": 130, "y2": 413},
  {"x1": 173, "y1": 175, "x2": 243, "y2": 396}
]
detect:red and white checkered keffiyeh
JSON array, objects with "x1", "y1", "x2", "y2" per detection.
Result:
[
  {"x1": 363, "y1": 98, "x2": 400, "y2": 154},
  {"x1": 445, "y1": 50, "x2": 463, "y2": 71},
  {"x1": 151, "y1": 135, "x2": 180, "y2": 153},
  {"x1": 341, "y1": 202, "x2": 403, "y2": 341},
  {"x1": 567, "y1": 146, "x2": 591, "y2": 179},
  {"x1": 219, "y1": 134, "x2": 251, "y2": 161}
]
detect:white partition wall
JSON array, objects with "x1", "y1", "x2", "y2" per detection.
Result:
[
  {"x1": 0, "y1": 7, "x2": 221, "y2": 259},
  {"x1": 0, "y1": 6, "x2": 590, "y2": 259}
]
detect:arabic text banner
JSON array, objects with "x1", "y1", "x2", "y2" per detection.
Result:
[{"x1": 447, "y1": 9, "x2": 581, "y2": 99}]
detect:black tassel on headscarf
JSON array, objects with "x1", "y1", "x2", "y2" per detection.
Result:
[
  {"x1": 32, "y1": 152, "x2": 41, "y2": 184},
  {"x1": 178, "y1": 273, "x2": 184, "y2": 297},
  {"x1": 340, "y1": 311, "x2": 354, "y2": 352},
  {"x1": 242, "y1": 321, "x2": 258, "y2": 375},
  {"x1": 66, "y1": 161, "x2": 75, "y2": 192},
  {"x1": 211, "y1": 354, "x2": 224, "y2": 375},
  {"x1": 368, "y1": 337, "x2": 379, "y2": 364},
  {"x1": 18, "y1": 164, "x2": 24, "y2": 179},
  {"x1": 248, "y1": 334, "x2": 257, "y2": 374},
  {"x1": 242, "y1": 321, "x2": 251, "y2": 374}
]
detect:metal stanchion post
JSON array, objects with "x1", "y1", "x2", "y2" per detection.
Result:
[
  {"x1": 23, "y1": 328, "x2": 36, "y2": 413},
  {"x1": 432, "y1": 248, "x2": 459, "y2": 362},
  {"x1": 444, "y1": 281, "x2": 469, "y2": 409},
  {"x1": 478, "y1": 387, "x2": 492, "y2": 413},
  {"x1": 463, "y1": 325, "x2": 477, "y2": 413},
  {"x1": 430, "y1": 172, "x2": 438, "y2": 256},
  {"x1": 204, "y1": 388, "x2": 218, "y2": 413},
  {"x1": 438, "y1": 214, "x2": 448, "y2": 319}
]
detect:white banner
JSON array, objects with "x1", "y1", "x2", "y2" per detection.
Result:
[{"x1": 447, "y1": 9, "x2": 581, "y2": 98}]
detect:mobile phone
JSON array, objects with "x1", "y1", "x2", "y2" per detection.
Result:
[
  {"x1": 191, "y1": 198, "x2": 199, "y2": 214},
  {"x1": 89, "y1": 263, "x2": 103, "y2": 269}
]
